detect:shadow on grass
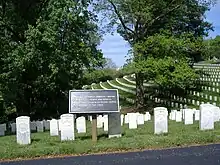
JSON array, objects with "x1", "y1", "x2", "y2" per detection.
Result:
[
  {"x1": 77, "y1": 133, "x2": 107, "y2": 140},
  {"x1": 155, "y1": 133, "x2": 169, "y2": 136},
  {"x1": 32, "y1": 138, "x2": 41, "y2": 143},
  {"x1": 77, "y1": 133, "x2": 126, "y2": 140},
  {"x1": 5, "y1": 131, "x2": 16, "y2": 136},
  {"x1": 4, "y1": 130, "x2": 40, "y2": 137}
]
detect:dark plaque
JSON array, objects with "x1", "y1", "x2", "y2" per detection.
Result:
[{"x1": 69, "y1": 89, "x2": 119, "y2": 113}]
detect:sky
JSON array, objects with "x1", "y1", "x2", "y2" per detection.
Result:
[{"x1": 98, "y1": 1, "x2": 220, "y2": 67}]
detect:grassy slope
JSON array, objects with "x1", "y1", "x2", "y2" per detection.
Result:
[
  {"x1": 124, "y1": 73, "x2": 220, "y2": 107},
  {"x1": 90, "y1": 70, "x2": 220, "y2": 109},
  {"x1": 126, "y1": 75, "x2": 135, "y2": 81},
  {"x1": 101, "y1": 82, "x2": 134, "y2": 107},
  {"x1": 118, "y1": 78, "x2": 136, "y2": 86},
  {"x1": 1, "y1": 121, "x2": 220, "y2": 160},
  {"x1": 101, "y1": 82, "x2": 135, "y2": 98},
  {"x1": 110, "y1": 80, "x2": 136, "y2": 91},
  {"x1": 92, "y1": 84, "x2": 102, "y2": 89}
]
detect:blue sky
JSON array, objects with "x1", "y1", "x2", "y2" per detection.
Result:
[{"x1": 98, "y1": 2, "x2": 220, "y2": 67}]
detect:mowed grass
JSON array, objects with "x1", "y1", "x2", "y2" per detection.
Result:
[{"x1": 1, "y1": 120, "x2": 220, "y2": 160}]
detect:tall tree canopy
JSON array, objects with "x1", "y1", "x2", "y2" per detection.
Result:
[
  {"x1": 204, "y1": 35, "x2": 220, "y2": 60},
  {"x1": 94, "y1": 0, "x2": 217, "y2": 109},
  {"x1": 0, "y1": 0, "x2": 103, "y2": 120}
]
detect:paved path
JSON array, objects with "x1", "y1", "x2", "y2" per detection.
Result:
[{"x1": 1, "y1": 144, "x2": 220, "y2": 165}]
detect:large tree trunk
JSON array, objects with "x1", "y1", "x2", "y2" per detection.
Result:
[{"x1": 135, "y1": 72, "x2": 145, "y2": 110}]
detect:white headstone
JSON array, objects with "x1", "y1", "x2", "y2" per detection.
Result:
[
  {"x1": 97, "y1": 115, "x2": 103, "y2": 128},
  {"x1": 169, "y1": 113, "x2": 172, "y2": 120},
  {"x1": 154, "y1": 107, "x2": 168, "y2": 134},
  {"x1": 36, "y1": 121, "x2": 44, "y2": 132},
  {"x1": 60, "y1": 114, "x2": 75, "y2": 141},
  {"x1": 16, "y1": 116, "x2": 31, "y2": 145},
  {"x1": 124, "y1": 114, "x2": 129, "y2": 124},
  {"x1": 192, "y1": 108, "x2": 196, "y2": 114},
  {"x1": 76, "y1": 116, "x2": 86, "y2": 133},
  {"x1": 184, "y1": 109, "x2": 194, "y2": 125},
  {"x1": 50, "y1": 119, "x2": 59, "y2": 136},
  {"x1": 171, "y1": 110, "x2": 177, "y2": 120},
  {"x1": 121, "y1": 114, "x2": 124, "y2": 126},
  {"x1": 1, "y1": 123, "x2": 6, "y2": 131},
  {"x1": 175, "y1": 111, "x2": 182, "y2": 122},
  {"x1": 213, "y1": 106, "x2": 220, "y2": 122},
  {"x1": 199, "y1": 104, "x2": 214, "y2": 130},
  {"x1": 148, "y1": 113, "x2": 151, "y2": 120},
  {"x1": 145, "y1": 112, "x2": 151, "y2": 121},
  {"x1": 128, "y1": 113, "x2": 137, "y2": 129},
  {"x1": 44, "y1": 120, "x2": 50, "y2": 130},
  {"x1": 89, "y1": 116, "x2": 92, "y2": 122},
  {"x1": 0, "y1": 124, "x2": 6, "y2": 136},
  {"x1": 144, "y1": 113, "x2": 148, "y2": 121},
  {"x1": 137, "y1": 114, "x2": 145, "y2": 125},
  {"x1": 58, "y1": 119, "x2": 62, "y2": 131},
  {"x1": 103, "y1": 115, "x2": 108, "y2": 131},
  {"x1": 194, "y1": 110, "x2": 200, "y2": 121},
  {"x1": 30, "y1": 121, "x2": 37, "y2": 131},
  {"x1": 11, "y1": 123, "x2": 16, "y2": 133}
]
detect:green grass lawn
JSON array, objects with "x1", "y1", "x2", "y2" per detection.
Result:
[{"x1": 1, "y1": 120, "x2": 220, "y2": 161}]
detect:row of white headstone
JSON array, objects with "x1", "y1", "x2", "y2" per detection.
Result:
[
  {"x1": 0, "y1": 120, "x2": 50, "y2": 136},
  {"x1": 15, "y1": 112, "x2": 124, "y2": 145},
  {"x1": 14, "y1": 112, "x2": 151, "y2": 145},
  {"x1": 154, "y1": 103, "x2": 220, "y2": 134},
  {"x1": 4, "y1": 103, "x2": 219, "y2": 145},
  {"x1": 169, "y1": 109, "x2": 200, "y2": 123},
  {"x1": 94, "y1": 112, "x2": 151, "y2": 130},
  {"x1": 0, "y1": 112, "x2": 151, "y2": 136},
  {"x1": 121, "y1": 112, "x2": 151, "y2": 129}
]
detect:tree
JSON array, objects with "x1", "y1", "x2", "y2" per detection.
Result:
[
  {"x1": 94, "y1": 0, "x2": 216, "y2": 109},
  {"x1": 0, "y1": 0, "x2": 103, "y2": 118},
  {"x1": 103, "y1": 57, "x2": 118, "y2": 69},
  {"x1": 133, "y1": 33, "x2": 200, "y2": 90},
  {"x1": 204, "y1": 35, "x2": 220, "y2": 60},
  {"x1": 0, "y1": 0, "x2": 47, "y2": 118}
]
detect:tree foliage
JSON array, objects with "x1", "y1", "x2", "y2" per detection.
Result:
[
  {"x1": 135, "y1": 33, "x2": 207, "y2": 63},
  {"x1": 83, "y1": 68, "x2": 123, "y2": 85},
  {"x1": 132, "y1": 34, "x2": 199, "y2": 88},
  {"x1": 0, "y1": 0, "x2": 218, "y2": 118},
  {"x1": 94, "y1": 0, "x2": 216, "y2": 109},
  {"x1": 102, "y1": 57, "x2": 118, "y2": 69},
  {"x1": 95, "y1": 0, "x2": 216, "y2": 44},
  {"x1": 0, "y1": 0, "x2": 103, "y2": 119},
  {"x1": 204, "y1": 35, "x2": 220, "y2": 60}
]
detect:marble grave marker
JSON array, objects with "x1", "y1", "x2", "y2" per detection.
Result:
[{"x1": 16, "y1": 116, "x2": 31, "y2": 145}]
